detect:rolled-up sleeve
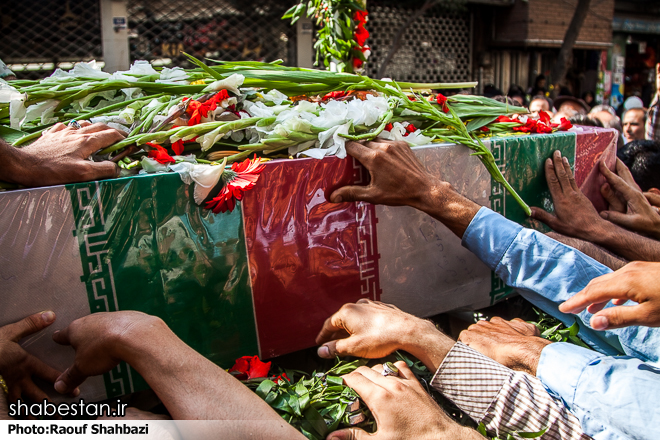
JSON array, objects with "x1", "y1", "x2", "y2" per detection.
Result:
[
  {"x1": 461, "y1": 207, "x2": 660, "y2": 364},
  {"x1": 538, "y1": 342, "x2": 660, "y2": 439},
  {"x1": 432, "y1": 342, "x2": 590, "y2": 440}
]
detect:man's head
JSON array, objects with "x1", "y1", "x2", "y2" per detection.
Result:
[
  {"x1": 529, "y1": 96, "x2": 551, "y2": 115},
  {"x1": 622, "y1": 108, "x2": 647, "y2": 143},
  {"x1": 617, "y1": 140, "x2": 660, "y2": 192}
]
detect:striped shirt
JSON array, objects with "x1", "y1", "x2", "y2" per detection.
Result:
[
  {"x1": 647, "y1": 96, "x2": 659, "y2": 142},
  {"x1": 431, "y1": 342, "x2": 591, "y2": 440}
]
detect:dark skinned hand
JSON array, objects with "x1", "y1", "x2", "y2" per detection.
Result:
[
  {"x1": 0, "y1": 311, "x2": 72, "y2": 404},
  {"x1": 458, "y1": 317, "x2": 551, "y2": 376},
  {"x1": 327, "y1": 362, "x2": 481, "y2": 440},
  {"x1": 530, "y1": 150, "x2": 608, "y2": 242},
  {"x1": 5, "y1": 121, "x2": 123, "y2": 187}
]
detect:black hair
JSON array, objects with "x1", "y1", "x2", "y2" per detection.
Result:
[
  {"x1": 568, "y1": 114, "x2": 603, "y2": 127},
  {"x1": 617, "y1": 140, "x2": 660, "y2": 191}
]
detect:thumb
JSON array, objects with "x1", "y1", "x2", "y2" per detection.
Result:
[
  {"x1": 319, "y1": 335, "x2": 368, "y2": 358},
  {"x1": 330, "y1": 185, "x2": 372, "y2": 204},
  {"x1": 530, "y1": 207, "x2": 558, "y2": 228},
  {"x1": 591, "y1": 305, "x2": 646, "y2": 330},
  {"x1": 600, "y1": 210, "x2": 634, "y2": 229},
  {"x1": 327, "y1": 427, "x2": 370, "y2": 440},
  {"x1": 54, "y1": 363, "x2": 87, "y2": 395},
  {"x1": 1, "y1": 311, "x2": 56, "y2": 342},
  {"x1": 87, "y1": 161, "x2": 120, "y2": 181}
]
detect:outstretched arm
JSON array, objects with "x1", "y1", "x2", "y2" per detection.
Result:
[
  {"x1": 0, "y1": 122, "x2": 122, "y2": 187},
  {"x1": 52, "y1": 312, "x2": 304, "y2": 438}
]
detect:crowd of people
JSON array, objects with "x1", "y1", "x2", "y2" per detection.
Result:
[{"x1": 1, "y1": 65, "x2": 660, "y2": 440}]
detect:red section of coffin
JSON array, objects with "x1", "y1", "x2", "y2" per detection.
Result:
[
  {"x1": 575, "y1": 128, "x2": 618, "y2": 212},
  {"x1": 242, "y1": 156, "x2": 381, "y2": 359}
]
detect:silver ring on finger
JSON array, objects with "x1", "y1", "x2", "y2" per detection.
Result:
[{"x1": 382, "y1": 362, "x2": 399, "y2": 377}]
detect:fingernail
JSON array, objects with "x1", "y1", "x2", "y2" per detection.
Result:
[
  {"x1": 318, "y1": 345, "x2": 330, "y2": 358},
  {"x1": 41, "y1": 311, "x2": 55, "y2": 324},
  {"x1": 592, "y1": 315, "x2": 609, "y2": 330},
  {"x1": 54, "y1": 381, "x2": 66, "y2": 394},
  {"x1": 563, "y1": 157, "x2": 569, "y2": 164},
  {"x1": 73, "y1": 388, "x2": 81, "y2": 397}
]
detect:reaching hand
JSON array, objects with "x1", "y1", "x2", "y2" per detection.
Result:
[
  {"x1": 0, "y1": 312, "x2": 66, "y2": 403},
  {"x1": 530, "y1": 150, "x2": 608, "y2": 242},
  {"x1": 329, "y1": 139, "x2": 443, "y2": 209},
  {"x1": 316, "y1": 299, "x2": 437, "y2": 360},
  {"x1": 5, "y1": 122, "x2": 123, "y2": 187},
  {"x1": 327, "y1": 362, "x2": 480, "y2": 440},
  {"x1": 52, "y1": 311, "x2": 160, "y2": 395},
  {"x1": 458, "y1": 317, "x2": 551, "y2": 375},
  {"x1": 559, "y1": 261, "x2": 660, "y2": 330},
  {"x1": 598, "y1": 160, "x2": 660, "y2": 239}
]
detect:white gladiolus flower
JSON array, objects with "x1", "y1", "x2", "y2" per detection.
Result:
[
  {"x1": 203, "y1": 73, "x2": 245, "y2": 95},
  {"x1": 262, "y1": 89, "x2": 288, "y2": 105},
  {"x1": 404, "y1": 130, "x2": 434, "y2": 146},
  {"x1": 295, "y1": 100, "x2": 318, "y2": 113},
  {"x1": 140, "y1": 157, "x2": 170, "y2": 173},
  {"x1": 23, "y1": 100, "x2": 58, "y2": 127},
  {"x1": 9, "y1": 94, "x2": 26, "y2": 130},
  {"x1": 170, "y1": 161, "x2": 196, "y2": 185},
  {"x1": 189, "y1": 164, "x2": 225, "y2": 204},
  {"x1": 157, "y1": 67, "x2": 189, "y2": 84},
  {"x1": 301, "y1": 123, "x2": 350, "y2": 159}
]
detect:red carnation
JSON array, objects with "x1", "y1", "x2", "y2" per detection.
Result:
[
  {"x1": 228, "y1": 355, "x2": 271, "y2": 381},
  {"x1": 146, "y1": 142, "x2": 175, "y2": 164},
  {"x1": 205, "y1": 156, "x2": 266, "y2": 214}
]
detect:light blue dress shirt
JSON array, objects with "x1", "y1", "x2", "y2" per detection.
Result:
[{"x1": 462, "y1": 207, "x2": 660, "y2": 440}]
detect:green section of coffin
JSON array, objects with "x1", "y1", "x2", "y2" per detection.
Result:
[
  {"x1": 489, "y1": 132, "x2": 577, "y2": 304},
  {"x1": 66, "y1": 172, "x2": 258, "y2": 398}
]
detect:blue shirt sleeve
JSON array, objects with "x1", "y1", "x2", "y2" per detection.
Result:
[
  {"x1": 462, "y1": 207, "x2": 660, "y2": 364},
  {"x1": 538, "y1": 342, "x2": 660, "y2": 440}
]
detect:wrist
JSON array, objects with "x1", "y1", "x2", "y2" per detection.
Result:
[
  {"x1": 0, "y1": 144, "x2": 28, "y2": 185},
  {"x1": 111, "y1": 315, "x2": 174, "y2": 364},
  {"x1": 401, "y1": 319, "x2": 453, "y2": 372}
]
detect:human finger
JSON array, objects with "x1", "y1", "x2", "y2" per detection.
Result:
[
  {"x1": 326, "y1": 427, "x2": 371, "y2": 440},
  {"x1": 644, "y1": 192, "x2": 660, "y2": 208},
  {"x1": 559, "y1": 276, "x2": 626, "y2": 314},
  {"x1": 77, "y1": 120, "x2": 92, "y2": 128},
  {"x1": 77, "y1": 122, "x2": 116, "y2": 134},
  {"x1": 392, "y1": 361, "x2": 416, "y2": 381},
  {"x1": 562, "y1": 156, "x2": 578, "y2": 192},
  {"x1": 47, "y1": 123, "x2": 67, "y2": 133},
  {"x1": 552, "y1": 151, "x2": 570, "y2": 191},
  {"x1": 600, "y1": 183, "x2": 626, "y2": 213},
  {"x1": 341, "y1": 368, "x2": 384, "y2": 404},
  {"x1": 52, "y1": 328, "x2": 71, "y2": 346},
  {"x1": 344, "y1": 141, "x2": 376, "y2": 166},
  {"x1": 590, "y1": 304, "x2": 653, "y2": 330},
  {"x1": 21, "y1": 380, "x2": 50, "y2": 404},
  {"x1": 54, "y1": 364, "x2": 86, "y2": 395},
  {"x1": 330, "y1": 185, "x2": 374, "y2": 204},
  {"x1": 0, "y1": 311, "x2": 56, "y2": 342},
  {"x1": 317, "y1": 335, "x2": 369, "y2": 359},
  {"x1": 599, "y1": 161, "x2": 639, "y2": 201},
  {"x1": 80, "y1": 129, "x2": 126, "y2": 155},
  {"x1": 28, "y1": 355, "x2": 62, "y2": 385},
  {"x1": 614, "y1": 158, "x2": 641, "y2": 191},
  {"x1": 586, "y1": 301, "x2": 609, "y2": 314},
  {"x1": 600, "y1": 209, "x2": 648, "y2": 231},
  {"x1": 530, "y1": 207, "x2": 559, "y2": 229},
  {"x1": 544, "y1": 157, "x2": 562, "y2": 195},
  {"x1": 84, "y1": 161, "x2": 120, "y2": 181},
  {"x1": 316, "y1": 311, "x2": 349, "y2": 345},
  {"x1": 350, "y1": 366, "x2": 394, "y2": 391}
]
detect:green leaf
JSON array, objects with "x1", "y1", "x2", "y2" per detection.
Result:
[
  {"x1": 477, "y1": 423, "x2": 488, "y2": 436},
  {"x1": 517, "y1": 427, "x2": 548, "y2": 438},
  {"x1": 182, "y1": 52, "x2": 223, "y2": 80},
  {"x1": 567, "y1": 321, "x2": 580, "y2": 337},
  {"x1": 326, "y1": 376, "x2": 343, "y2": 387},
  {"x1": 287, "y1": 393, "x2": 303, "y2": 417},
  {"x1": 303, "y1": 406, "x2": 329, "y2": 438},
  {"x1": 466, "y1": 116, "x2": 498, "y2": 132},
  {"x1": 256, "y1": 380, "x2": 276, "y2": 399},
  {"x1": 0, "y1": 126, "x2": 29, "y2": 144}
]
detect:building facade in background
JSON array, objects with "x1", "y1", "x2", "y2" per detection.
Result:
[{"x1": 0, "y1": 0, "x2": 657, "y2": 107}]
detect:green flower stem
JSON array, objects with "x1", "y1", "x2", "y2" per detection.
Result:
[{"x1": 340, "y1": 110, "x2": 393, "y2": 142}]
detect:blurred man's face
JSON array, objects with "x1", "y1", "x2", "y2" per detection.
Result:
[
  {"x1": 623, "y1": 109, "x2": 646, "y2": 142},
  {"x1": 558, "y1": 101, "x2": 586, "y2": 118},
  {"x1": 511, "y1": 95, "x2": 525, "y2": 107},
  {"x1": 529, "y1": 98, "x2": 550, "y2": 115}
]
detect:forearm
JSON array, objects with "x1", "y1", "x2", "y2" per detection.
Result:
[
  {"x1": 119, "y1": 320, "x2": 304, "y2": 438},
  {"x1": 590, "y1": 222, "x2": 660, "y2": 262},
  {"x1": 0, "y1": 139, "x2": 26, "y2": 185},
  {"x1": 401, "y1": 319, "x2": 455, "y2": 372},
  {"x1": 413, "y1": 181, "x2": 481, "y2": 239}
]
